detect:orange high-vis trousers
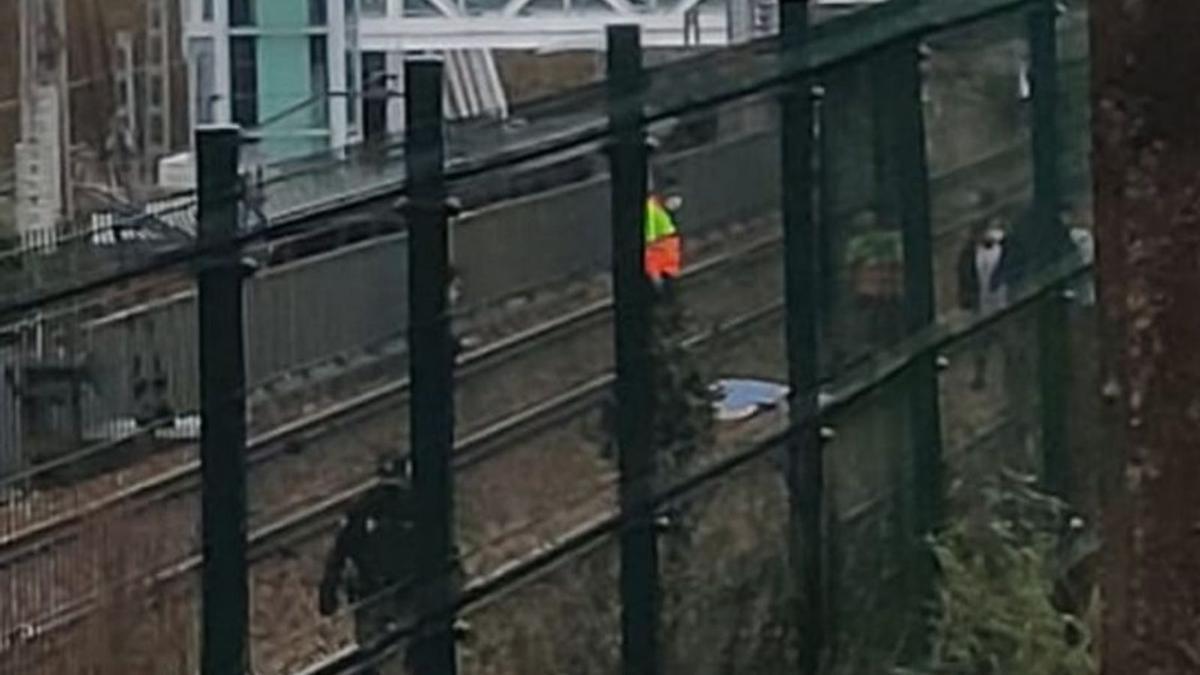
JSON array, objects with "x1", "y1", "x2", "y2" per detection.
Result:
[{"x1": 645, "y1": 234, "x2": 682, "y2": 281}]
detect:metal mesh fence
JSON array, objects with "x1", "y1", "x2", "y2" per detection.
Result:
[
  {"x1": 818, "y1": 54, "x2": 899, "y2": 375},
  {"x1": 243, "y1": 387, "x2": 403, "y2": 673},
  {"x1": 241, "y1": 238, "x2": 411, "y2": 673},
  {"x1": 0, "y1": 275, "x2": 202, "y2": 675},
  {"x1": 939, "y1": 299, "x2": 1044, "y2": 520},
  {"x1": 0, "y1": 1, "x2": 1104, "y2": 674},
  {"x1": 449, "y1": 142, "x2": 618, "y2": 599},
  {"x1": 823, "y1": 370, "x2": 919, "y2": 673},
  {"x1": 1058, "y1": 3, "x2": 1092, "y2": 200},
  {"x1": 648, "y1": 97, "x2": 791, "y2": 674},
  {"x1": 924, "y1": 11, "x2": 1035, "y2": 321},
  {"x1": 457, "y1": 534, "x2": 621, "y2": 675},
  {"x1": 659, "y1": 450, "x2": 795, "y2": 675}
]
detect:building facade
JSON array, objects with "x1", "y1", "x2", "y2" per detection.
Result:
[
  {"x1": 183, "y1": 0, "x2": 887, "y2": 166},
  {"x1": 184, "y1": 0, "x2": 362, "y2": 162},
  {"x1": 180, "y1": 0, "x2": 748, "y2": 166},
  {"x1": 2, "y1": 0, "x2": 189, "y2": 242}
]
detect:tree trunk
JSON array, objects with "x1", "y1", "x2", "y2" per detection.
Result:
[{"x1": 1090, "y1": 1, "x2": 1200, "y2": 672}]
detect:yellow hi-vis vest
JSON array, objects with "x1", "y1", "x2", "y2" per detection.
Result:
[{"x1": 645, "y1": 196, "x2": 681, "y2": 280}]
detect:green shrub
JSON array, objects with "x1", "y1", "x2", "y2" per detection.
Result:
[{"x1": 897, "y1": 473, "x2": 1098, "y2": 675}]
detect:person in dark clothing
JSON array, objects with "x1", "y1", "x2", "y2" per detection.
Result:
[
  {"x1": 319, "y1": 456, "x2": 419, "y2": 674},
  {"x1": 956, "y1": 215, "x2": 1025, "y2": 390},
  {"x1": 319, "y1": 456, "x2": 469, "y2": 674}
]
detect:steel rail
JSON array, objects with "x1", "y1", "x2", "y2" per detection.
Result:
[
  {"x1": 0, "y1": 178, "x2": 1039, "y2": 659},
  {"x1": 0, "y1": 268, "x2": 789, "y2": 656},
  {"x1": 0, "y1": 130, "x2": 1048, "y2": 665},
  {"x1": 300, "y1": 252, "x2": 1093, "y2": 675},
  {"x1": 0, "y1": 225, "x2": 787, "y2": 656}
]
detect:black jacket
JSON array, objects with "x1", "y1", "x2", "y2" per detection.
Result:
[
  {"x1": 956, "y1": 238, "x2": 1024, "y2": 312},
  {"x1": 319, "y1": 481, "x2": 418, "y2": 616}
]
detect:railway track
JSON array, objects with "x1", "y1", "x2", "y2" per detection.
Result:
[
  {"x1": 234, "y1": 287, "x2": 786, "y2": 673},
  {"x1": 257, "y1": 303, "x2": 787, "y2": 675},
  {"x1": 3, "y1": 217, "x2": 1009, "y2": 675},
  {"x1": 0, "y1": 215, "x2": 787, "y2": 674},
  {"x1": 0, "y1": 215, "x2": 781, "y2": 559},
  {"x1": 250, "y1": 165, "x2": 1040, "y2": 672},
  {"x1": 1, "y1": 132, "x2": 1043, "y2": 674}
]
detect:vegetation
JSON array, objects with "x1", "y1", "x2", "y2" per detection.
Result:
[
  {"x1": 648, "y1": 288, "x2": 714, "y2": 478},
  {"x1": 898, "y1": 472, "x2": 1099, "y2": 675}
]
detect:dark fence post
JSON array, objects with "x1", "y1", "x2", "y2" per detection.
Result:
[
  {"x1": 1027, "y1": 0, "x2": 1071, "y2": 498},
  {"x1": 780, "y1": 2, "x2": 824, "y2": 674},
  {"x1": 607, "y1": 24, "x2": 660, "y2": 675},
  {"x1": 404, "y1": 55, "x2": 460, "y2": 675},
  {"x1": 879, "y1": 37, "x2": 943, "y2": 641},
  {"x1": 196, "y1": 125, "x2": 249, "y2": 675},
  {"x1": 1028, "y1": 0, "x2": 1063, "y2": 243}
]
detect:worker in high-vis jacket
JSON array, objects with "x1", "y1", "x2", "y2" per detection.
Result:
[
  {"x1": 645, "y1": 191, "x2": 682, "y2": 283},
  {"x1": 644, "y1": 136, "x2": 683, "y2": 285}
]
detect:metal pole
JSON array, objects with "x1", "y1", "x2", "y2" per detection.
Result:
[
  {"x1": 879, "y1": 38, "x2": 943, "y2": 643},
  {"x1": 1028, "y1": 0, "x2": 1063, "y2": 251},
  {"x1": 404, "y1": 55, "x2": 459, "y2": 675},
  {"x1": 1027, "y1": 0, "x2": 1071, "y2": 498},
  {"x1": 780, "y1": 2, "x2": 824, "y2": 674},
  {"x1": 815, "y1": 74, "x2": 838, "y2": 343},
  {"x1": 607, "y1": 24, "x2": 659, "y2": 675},
  {"x1": 196, "y1": 125, "x2": 249, "y2": 675}
]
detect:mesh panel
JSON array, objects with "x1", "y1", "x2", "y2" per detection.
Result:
[
  {"x1": 0, "y1": 2, "x2": 1105, "y2": 673},
  {"x1": 0, "y1": 276, "x2": 202, "y2": 675},
  {"x1": 939, "y1": 300, "x2": 1043, "y2": 522},
  {"x1": 646, "y1": 97, "x2": 788, "y2": 493},
  {"x1": 244, "y1": 225, "x2": 410, "y2": 674},
  {"x1": 924, "y1": 11, "x2": 1035, "y2": 323},
  {"x1": 1058, "y1": 4, "x2": 1092, "y2": 204},
  {"x1": 817, "y1": 56, "x2": 899, "y2": 376},
  {"x1": 458, "y1": 534, "x2": 620, "y2": 675},
  {"x1": 824, "y1": 369, "x2": 920, "y2": 674},
  {"x1": 650, "y1": 94, "x2": 793, "y2": 674},
  {"x1": 659, "y1": 451, "x2": 796, "y2": 675},
  {"x1": 449, "y1": 144, "x2": 617, "y2": 584}
]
